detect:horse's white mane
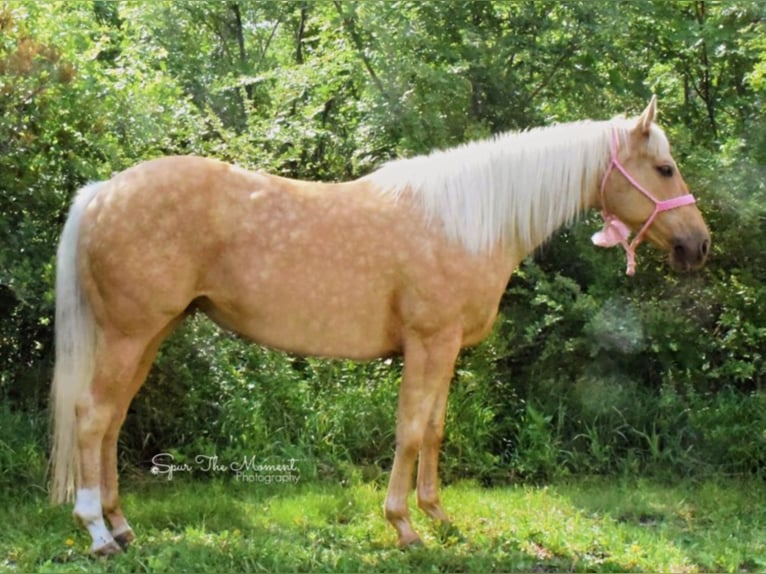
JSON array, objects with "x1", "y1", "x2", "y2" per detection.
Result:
[{"x1": 366, "y1": 117, "x2": 670, "y2": 255}]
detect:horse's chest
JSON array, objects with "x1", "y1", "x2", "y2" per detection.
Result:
[{"x1": 395, "y1": 249, "x2": 511, "y2": 345}]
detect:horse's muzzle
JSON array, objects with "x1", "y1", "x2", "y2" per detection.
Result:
[{"x1": 670, "y1": 231, "x2": 710, "y2": 271}]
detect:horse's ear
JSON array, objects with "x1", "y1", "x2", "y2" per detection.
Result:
[{"x1": 634, "y1": 95, "x2": 657, "y2": 135}]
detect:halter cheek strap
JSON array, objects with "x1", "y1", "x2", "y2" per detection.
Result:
[{"x1": 592, "y1": 127, "x2": 696, "y2": 276}]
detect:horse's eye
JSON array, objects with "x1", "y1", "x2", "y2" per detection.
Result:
[{"x1": 656, "y1": 165, "x2": 674, "y2": 178}]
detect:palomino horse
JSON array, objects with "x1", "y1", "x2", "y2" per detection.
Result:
[{"x1": 50, "y1": 97, "x2": 709, "y2": 554}]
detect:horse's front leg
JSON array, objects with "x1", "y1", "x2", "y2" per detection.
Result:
[
  {"x1": 384, "y1": 327, "x2": 461, "y2": 547},
  {"x1": 415, "y1": 384, "x2": 451, "y2": 524}
]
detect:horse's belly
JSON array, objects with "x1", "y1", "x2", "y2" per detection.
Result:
[
  {"x1": 249, "y1": 318, "x2": 398, "y2": 360},
  {"x1": 201, "y1": 281, "x2": 401, "y2": 360}
]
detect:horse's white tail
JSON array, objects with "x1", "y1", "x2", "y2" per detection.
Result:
[{"x1": 50, "y1": 183, "x2": 103, "y2": 504}]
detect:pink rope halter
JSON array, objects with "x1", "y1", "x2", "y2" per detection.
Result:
[{"x1": 592, "y1": 127, "x2": 696, "y2": 276}]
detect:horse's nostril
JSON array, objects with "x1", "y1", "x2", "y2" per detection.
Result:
[{"x1": 674, "y1": 237, "x2": 709, "y2": 265}]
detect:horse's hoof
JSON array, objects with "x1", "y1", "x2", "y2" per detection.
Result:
[
  {"x1": 398, "y1": 535, "x2": 424, "y2": 550},
  {"x1": 92, "y1": 539, "x2": 123, "y2": 556},
  {"x1": 113, "y1": 528, "x2": 135, "y2": 550}
]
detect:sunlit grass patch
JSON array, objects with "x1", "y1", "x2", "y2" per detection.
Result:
[{"x1": 1, "y1": 477, "x2": 763, "y2": 573}]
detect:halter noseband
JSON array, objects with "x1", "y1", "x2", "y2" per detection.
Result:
[{"x1": 592, "y1": 127, "x2": 696, "y2": 276}]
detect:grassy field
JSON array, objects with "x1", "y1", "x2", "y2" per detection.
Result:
[{"x1": 2, "y1": 476, "x2": 764, "y2": 573}]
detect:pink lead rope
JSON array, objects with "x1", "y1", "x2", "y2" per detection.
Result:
[{"x1": 592, "y1": 127, "x2": 696, "y2": 276}]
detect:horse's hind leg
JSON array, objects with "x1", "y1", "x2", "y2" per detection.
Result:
[
  {"x1": 100, "y1": 319, "x2": 181, "y2": 548},
  {"x1": 73, "y1": 330, "x2": 153, "y2": 555}
]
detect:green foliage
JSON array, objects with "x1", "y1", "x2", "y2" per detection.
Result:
[
  {"x1": 0, "y1": 404, "x2": 47, "y2": 495},
  {"x1": 1, "y1": 0, "x2": 765, "y2": 488}
]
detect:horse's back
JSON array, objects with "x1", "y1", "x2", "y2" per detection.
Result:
[{"x1": 76, "y1": 156, "x2": 403, "y2": 355}]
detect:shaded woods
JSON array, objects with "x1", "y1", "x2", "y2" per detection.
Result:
[{"x1": 1, "y1": 1, "x2": 765, "y2": 492}]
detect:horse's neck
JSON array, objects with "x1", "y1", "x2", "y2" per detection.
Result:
[
  {"x1": 369, "y1": 120, "x2": 613, "y2": 258},
  {"x1": 500, "y1": 124, "x2": 612, "y2": 254}
]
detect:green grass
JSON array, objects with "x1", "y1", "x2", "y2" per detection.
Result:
[{"x1": 2, "y1": 476, "x2": 765, "y2": 573}]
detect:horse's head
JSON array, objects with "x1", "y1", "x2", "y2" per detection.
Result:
[{"x1": 596, "y1": 97, "x2": 710, "y2": 274}]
